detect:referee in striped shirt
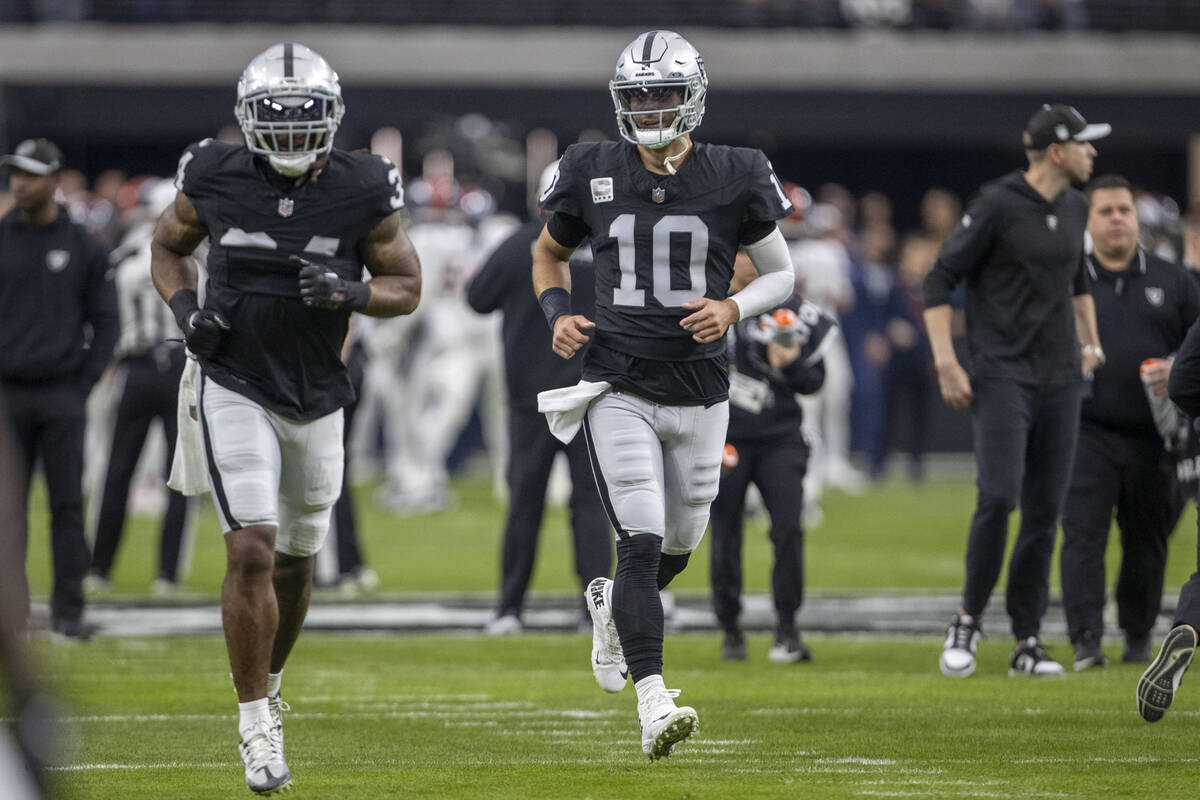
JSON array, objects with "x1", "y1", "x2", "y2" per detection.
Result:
[{"x1": 88, "y1": 182, "x2": 191, "y2": 593}]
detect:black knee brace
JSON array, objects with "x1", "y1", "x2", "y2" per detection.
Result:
[
  {"x1": 613, "y1": 536, "x2": 664, "y2": 683},
  {"x1": 657, "y1": 551, "x2": 691, "y2": 590}
]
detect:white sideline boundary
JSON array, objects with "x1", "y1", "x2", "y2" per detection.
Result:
[{"x1": 30, "y1": 592, "x2": 1179, "y2": 639}]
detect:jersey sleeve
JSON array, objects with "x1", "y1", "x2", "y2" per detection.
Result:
[
  {"x1": 742, "y1": 150, "x2": 793, "y2": 224},
  {"x1": 923, "y1": 190, "x2": 1000, "y2": 308},
  {"x1": 173, "y1": 138, "x2": 218, "y2": 199},
  {"x1": 368, "y1": 154, "x2": 406, "y2": 222},
  {"x1": 538, "y1": 145, "x2": 584, "y2": 218}
]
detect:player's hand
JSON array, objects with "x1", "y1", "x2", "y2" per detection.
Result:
[
  {"x1": 551, "y1": 314, "x2": 594, "y2": 359},
  {"x1": 766, "y1": 339, "x2": 802, "y2": 369},
  {"x1": 934, "y1": 360, "x2": 974, "y2": 410},
  {"x1": 292, "y1": 255, "x2": 369, "y2": 311},
  {"x1": 680, "y1": 298, "x2": 739, "y2": 343},
  {"x1": 1141, "y1": 357, "x2": 1171, "y2": 397},
  {"x1": 181, "y1": 309, "x2": 231, "y2": 358}
]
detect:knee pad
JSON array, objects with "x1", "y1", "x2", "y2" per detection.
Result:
[{"x1": 275, "y1": 504, "x2": 333, "y2": 558}]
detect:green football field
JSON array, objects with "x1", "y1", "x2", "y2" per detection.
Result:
[
  {"x1": 22, "y1": 472, "x2": 1200, "y2": 597},
  {"x1": 37, "y1": 633, "x2": 1200, "y2": 799},
  {"x1": 17, "y1": 473, "x2": 1200, "y2": 798}
]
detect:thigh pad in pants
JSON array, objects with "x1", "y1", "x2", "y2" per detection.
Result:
[
  {"x1": 201, "y1": 378, "x2": 343, "y2": 556},
  {"x1": 585, "y1": 392, "x2": 727, "y2": 554}
]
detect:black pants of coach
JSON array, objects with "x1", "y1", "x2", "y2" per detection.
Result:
[
  {"x1": 709, "y1": 429, "x2": 809, "y2": 636},
  {"x1": 91, "y1": 351, "x2": 189, "y2": 583},
  {"x1": 1060, "y1": 422, "x2": 1183, "y2": 644},
  {"x1": 329, "y1": 345, "x2": 367, "y2": 577},
  {"x1": 962, "y1": 376, "x2": 1082, "y2": 640},
  {"x1": 496, "y1": 405, "x2": 612, "y2": 619},
  {"x1": 1, "y1": 377, "x2": 89, "y2": 625}
]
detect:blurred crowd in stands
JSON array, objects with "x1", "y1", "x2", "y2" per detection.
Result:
[{"x1": 0, "y1": 0, "x2": 1193, "y2": 32}]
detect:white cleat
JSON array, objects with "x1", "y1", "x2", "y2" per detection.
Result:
[
  {"x1": 639, "y1": 686, "x2": 698, "y2": 760},
  {"x1": 239, "y1": 720, "x2": 291, "y2": 795},
  {"x1": 585, "y1": 577, "x2": 628, "y2": 693},
  {"x1": 939, "y1": 613, "x2": 981, "y2": 678},
  {"x1": 484, "y1": 614, "x2": 523, "y2": 636},
  {"x1": 1008, "y1": 637, "x2": 1066, "y2": 677}
]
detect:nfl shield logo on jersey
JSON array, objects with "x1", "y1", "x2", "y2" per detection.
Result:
[
  {"x1": 651, "y1": 187, "x2": 666, "y2": 204},
  {"x1": 278, "y1": 197, "x2": 295, "y2": 218},
  {"x1": 1046, "y1": 214, "x2": 1058, "y2": 231},
  {"x1": 1146, "y1": 286, "x2": 1165, "y2": 307}
]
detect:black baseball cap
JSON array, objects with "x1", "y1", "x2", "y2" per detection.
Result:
[
  {"x1": 1022, "y1": 104, "x2": 1111, "y2": 150},
  {"x1": 0, "y1": 138, "x2": 63, "y2": 175}
]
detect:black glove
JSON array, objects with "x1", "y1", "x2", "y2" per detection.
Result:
[
  {"x1": 168, "y1": 289, "x2": 230, "y2": 358},
  {"x1": 292, "y1": 255, "x2": 370, "y2": 311}
]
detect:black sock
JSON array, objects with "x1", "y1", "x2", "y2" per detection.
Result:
[
  {"x1": 612, "y1": 536, "x2": 663, "y2": 683},
  {"x1": 656, "y1": 551, "x2": 690, "y2": 590}
]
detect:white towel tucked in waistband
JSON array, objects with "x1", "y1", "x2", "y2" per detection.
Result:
[
  {"x1": 167, "y1": 354, "x2": 210, "y2": 496},
  {"x1": 536, "y1": 380, "x2": 612, "y2": 444}
]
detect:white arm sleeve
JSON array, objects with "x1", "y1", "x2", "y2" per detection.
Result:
[{"x1": 729, "y1": 227, "x2": 796, "y2": 321}]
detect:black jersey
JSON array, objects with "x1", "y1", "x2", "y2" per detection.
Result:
[
  {"x1": 175, "y1": 139, "x2": 402, "y2": 419},
  {"x1": 541, "y1": 140, "x2": 792, "y2": 405},
  {"x1": 923, "y1": 171, "x2": 1089, "y2": 384}
]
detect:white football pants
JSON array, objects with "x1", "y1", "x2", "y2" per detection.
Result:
[
  {"x1": 199, "y1": 377, "x2": 343, "y2": 557},
  {"x1": 582, "y1": 391, "x2": 728, "y2": 556}
]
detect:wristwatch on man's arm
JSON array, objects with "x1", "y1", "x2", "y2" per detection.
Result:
[{"x1": 1082, "y1": 343, "x2": 1106, "y2": 367}]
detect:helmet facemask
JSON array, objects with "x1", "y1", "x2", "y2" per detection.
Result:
[{"x1": 234, "y1": 43, "x2": 345, "y2": 177}]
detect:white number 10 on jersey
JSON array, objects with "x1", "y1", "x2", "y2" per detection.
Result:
[{"x1": 609, "y1": 214, "x2": 709, "y2": 309}]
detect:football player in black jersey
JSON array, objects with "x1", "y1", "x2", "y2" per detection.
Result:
[
  {"x1": 533, "y1": 30, "x2": 797, "y2": 760},
  {"x1": 150, "y1": 43, "x2": 421, "y2": 795}
]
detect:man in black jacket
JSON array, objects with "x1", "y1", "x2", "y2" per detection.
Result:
[
  {"x1": 709, "y1": 289, "x2": 834, "y2": 663},
  {"x1": 1060, "y1": 175, "x2": 1200, "y2": 671},
  {"x1": 0, "y1": 139, "x2": 118, "y2": 639},
  {"x1": 923, "y1": 105, "x2": 1106, "y2": 678},
  {"x1": 466, "y1": 211, "x2": 612, "y2": 634}
]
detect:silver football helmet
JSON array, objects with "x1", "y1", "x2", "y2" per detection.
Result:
[
  {"x1": 234, "y1": 42, "x2": 345, "y2": 177},
  {"x1": 610, "y1": 30, "x2": 707, "y2": 149}
]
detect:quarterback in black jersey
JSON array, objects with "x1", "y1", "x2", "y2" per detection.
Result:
[
  {"x1": 150, "y1": 43, "x2": 420, "y2": 795},
  {"x1": 532, "y1": 30, "x2": 796, "y2": 760}
]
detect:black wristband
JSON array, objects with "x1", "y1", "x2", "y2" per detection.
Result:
[
  {"x1": 167, "y1": 289, "x2": 200, "y2": 330},
  {"x1": 538, "y1": 287, "x2": 572, "y2": 330},
  {"x1": 344, "y1": 280, "x2": 370, "y2": 312}
]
